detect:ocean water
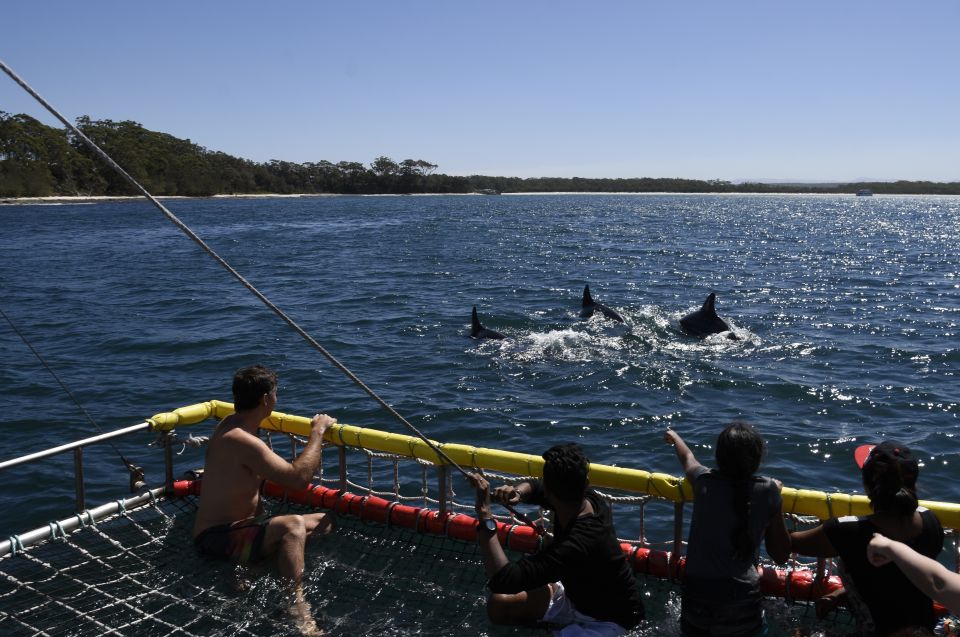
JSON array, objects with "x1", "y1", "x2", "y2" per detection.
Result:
[{"x1": 1, "y1": 194, "x2": 957, "y2": 538}]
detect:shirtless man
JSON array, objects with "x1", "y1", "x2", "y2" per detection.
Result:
[{"x1": 193, "y1": 364, "x2": 335, "y2": 634}]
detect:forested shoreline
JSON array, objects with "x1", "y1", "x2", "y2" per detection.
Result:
[{"x1": 2, "y1": 111, "x2": 959, "y2": 197}]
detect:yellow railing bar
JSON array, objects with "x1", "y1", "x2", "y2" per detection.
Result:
[{"x1": 148, "y1": 401, "x2": 960, "y2": 528}]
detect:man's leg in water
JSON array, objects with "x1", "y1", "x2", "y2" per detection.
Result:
[
  {"x1": 261, "y1": 513, "x2": 334, "y2": 636},
  {"x1": 261, "y1": 512, "x2": 334, "y2": 580}
]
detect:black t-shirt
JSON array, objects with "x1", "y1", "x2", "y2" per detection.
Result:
[
  {"x1": 486, "y1": 484, "x2": 645, "y2": 629},
  {"x1": 824, "y1": 508, "x2": 943, "y2": 636}
]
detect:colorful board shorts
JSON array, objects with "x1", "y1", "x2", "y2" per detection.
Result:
[
  {"x1": 194, "y1": 519, "x2": 269, "y2": 565},
  {"x1": 541, "y1": 581, "x2": 626, "y2": 637}
]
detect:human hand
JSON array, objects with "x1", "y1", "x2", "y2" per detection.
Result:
[
  {"x1": 664, "y1": 428, "x2": 681, "y2": 446},
  {"x1": 814, "y1": 588, "x2": 846, "y2": 620},
  {"x1": 867, "y1": 533, "x2": 894, "y2": 567},
  {"x1": 311, "y1": 413, "x2": 336, "y2": 437},
  {"x1": 467, "y1": 472, "x2": 492, "y2": 519},
  {"x1": 492, "y1": 484, "x2": 521, "y2": 506}
]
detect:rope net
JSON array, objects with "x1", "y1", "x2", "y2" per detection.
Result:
[{"x1": 0, "y1": 437, "x2": 900, "y2": 637}]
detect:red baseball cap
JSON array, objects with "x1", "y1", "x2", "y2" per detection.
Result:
[
  {"x1": 854, "y1": 444, "x2": 875, "y2": 468},
  {"x1": 854, "y1": 442, "x2": 918, "y2": 485}
]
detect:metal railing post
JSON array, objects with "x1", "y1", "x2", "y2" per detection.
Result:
[
  {"x1": 163, "y1": 432, "x2": 175, "y2": 491},
  {"x1": 672, "y1": 501, "x2": 684, "y2": 580},
  {"x1": 73, "y1": 447, "x2": 85, "y2": 513}
]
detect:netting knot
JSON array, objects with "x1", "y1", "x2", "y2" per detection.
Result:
[
  {"x1": 74, "y1": 510, "x2": 96, "y2": 528},
  {"x1": 8, "y1": 535, "x2": 24, "y2": 556}
]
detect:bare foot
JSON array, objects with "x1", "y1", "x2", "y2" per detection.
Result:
[{"x1": 289, "y1": 586, "x2": 324, "y2": 636}]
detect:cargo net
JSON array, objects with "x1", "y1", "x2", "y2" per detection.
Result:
[{"x1": 0, "y1": 434, "x2": 890, "y2": 637}]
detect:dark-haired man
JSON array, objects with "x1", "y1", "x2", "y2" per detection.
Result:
[
  {"x1": 193, "y1": 364, "x2": 335, "y2": 635},
  {"x1": 468, "y1": 443, "x2": 645, "y2": 636}
]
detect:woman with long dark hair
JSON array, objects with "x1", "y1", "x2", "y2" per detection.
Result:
[
  {"x1": 665, "y1": 423, "x2": 790, "y2": 637},
  {"x1": 789, "y1": 441, "x2": 943, "y2": 636}
]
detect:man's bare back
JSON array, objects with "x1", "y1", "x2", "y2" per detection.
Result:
[
  {"x1": 193, "y1": 408, "x2": 334, "y2": 540},
  {"x1": 193, "y1": 414, "x2": 288, "y2": 535}
]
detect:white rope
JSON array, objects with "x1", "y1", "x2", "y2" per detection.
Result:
[
  {"x1": 0, "y1": 558, "x2": 120, "y2": 635},
  {"x1": 83, "y1": 518, "x2": 267, "y2": 636},
  {"x1": 178, "y1": 433, "x2": 209, "y2": 455}
]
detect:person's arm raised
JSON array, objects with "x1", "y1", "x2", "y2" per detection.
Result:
[
  {"x1": 663, "y1": 428, "x2": 703, "y2": 482},
  {"x1": 868, "y1": 533, "x2": 960, "y2": 615},
  {"x1": 241, "y1": 413, "x2": 335, "y2": 490}
]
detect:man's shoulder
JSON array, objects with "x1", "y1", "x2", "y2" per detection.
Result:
[{"x1": 212, "y1": 425, "x2": 269, "y2": 456}]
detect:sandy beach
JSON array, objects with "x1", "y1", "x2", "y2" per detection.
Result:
[{"x1": 0, "y1": 193, "x2": 345, "y2": 205}]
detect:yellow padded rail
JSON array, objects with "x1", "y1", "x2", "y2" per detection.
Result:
[{"x1": 148, "y1": 401, "x2": 960, "y2": 528}]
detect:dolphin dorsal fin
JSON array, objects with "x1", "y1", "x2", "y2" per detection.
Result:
[
  {"x1": 701, "y1": 293, "x2": 717, "y2": 314},
  {"x1": 583, "y1": 285, "x2": 593, "y2": 307},
  {"x1": 471, "y1": 306, "x2": 483, "y2": 334}
]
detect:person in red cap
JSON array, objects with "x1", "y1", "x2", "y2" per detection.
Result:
[{"x1": 789, "y1": 441, "x2": 944, "y2": 636}]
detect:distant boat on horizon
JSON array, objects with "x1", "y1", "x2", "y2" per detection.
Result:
[{"x1": 856, "y1": 189, "x2": 874, "y2": 197}]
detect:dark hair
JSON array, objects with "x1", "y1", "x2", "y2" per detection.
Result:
[
  {"x1": 861, "y1": 441, "x2": 919, "y2": 516},
  {"x1": 715, "y1": 422, "x2": 765, "y2": 479},
  {"x1": 232, "y1": 365, "x2": 277, "y2": 411},
  {"x1": 542, "y1": 443, "x2": 589, "y2": 504},
  {"x1": 715, "y1": 422, "x2": 765, "y2": 562}
]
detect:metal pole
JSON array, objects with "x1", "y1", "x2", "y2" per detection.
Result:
[
  {"x1": 163, "y1": 432, "x2": 175, "y2": 491},
  {"x1": 0, "y1": 422, "x2": 150, "y2": 471},
  {"x1": 73, "y1": 447, "x2": 85, "y2": 513},
  {"x1": 0, "y1": 487, "x2": 166, "y2": 558},
  {"x1": 672, "y1": 501, "x2": 684, "y2": 580}
]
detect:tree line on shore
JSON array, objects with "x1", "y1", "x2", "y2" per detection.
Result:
[{"x1": 2, "y1": 111, "x2": 958, "y2": 197}]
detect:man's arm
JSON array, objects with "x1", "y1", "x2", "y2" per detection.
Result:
[
  {"x1": 663, "y1": 428, "x2": 703, "y2": 482},
  {"x1": 241, "y1": 413, "x2": 335, "y2": 490},
  {"x1": 468, "y1": 473, "x2": 511, "y2": 578},
  {"x1": 868, "y1": 533, "x2": 960, "y2": 615}
]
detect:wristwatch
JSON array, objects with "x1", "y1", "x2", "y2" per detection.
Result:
[{"x1": 478, "y1": 517, "x2": 498, "y2": 534}]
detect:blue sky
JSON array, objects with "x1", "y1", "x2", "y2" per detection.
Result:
[{"x1": 2, "y1": 1, "x2": 958, "y2": 182}]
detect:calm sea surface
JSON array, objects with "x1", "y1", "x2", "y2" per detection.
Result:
[{"x1": 1, "y1": 194, "x2": 958, "y2": 581}]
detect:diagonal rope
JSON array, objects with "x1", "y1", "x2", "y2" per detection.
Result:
[
  {"x1": 0, "y1": 59, "x2": 511, "y2": 505},
  {"x1": 0, "y1": 306, "x2": 143, "y2": 478},
  {"x1": 0, "y1": 307, "x2": 103, "y2": 434}
]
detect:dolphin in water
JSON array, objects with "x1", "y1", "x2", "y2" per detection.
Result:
[
  {"x1": 679, "y1": 292, "x2": 739, "y2": 340},
  {"x1": 471, "y1": 306, "x2": 506, "y2": 340},
  {"x1": 581, "y1": 285, "x2": 625, "y2": 323}
]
